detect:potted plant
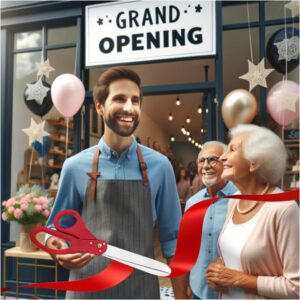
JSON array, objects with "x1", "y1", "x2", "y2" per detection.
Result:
[{"x1": 2, "y1": 185, "x2": 52, "y2": 252}]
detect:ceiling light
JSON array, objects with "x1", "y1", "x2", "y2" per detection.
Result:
[
  {"x1": 195, "y1": 142, "x2": 199, "y2": 147},
  {"x1": 168, "y1": 113, "x2": 173, "y2": 121},
  {"x1": 201, "y1": 128, "x2": 204, "y2": 133},
  {"x1": 188, "y1": 137, "x2": 192, "y2": 141},
  {"x1": 170, "y1": 137, "x2": 175, "y2": 142},
  {"x1": 176, "y1": 96, "x2": 181, "y2": 106},
  {"x1": 186, "y1": 131, "x2": 190, "y2": 136},
  {"x1": 186, "y1": 116, "x2": 190, "y2": 123},
  {"x1": 197, "y1": 105, "x2": 202, "y2": 114},
  {"x1": 191, "y1": 139, "x2": 195, "y2": 144},
  {"x1": 206, "y1": 108, "x2": 209, "y2": 114}
]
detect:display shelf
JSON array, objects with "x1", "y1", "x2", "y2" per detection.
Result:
[
  {"x1": 50, "y1": 135, "x2": 72, "y2": 145},
  {"x1": 48, "y1": 149, "x2": 71, "y2": 157},
  {"x1": 47, "y1": 118, "x2": 73, "y2": 129}
]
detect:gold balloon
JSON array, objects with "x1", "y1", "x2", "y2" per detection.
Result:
[{"x1": 222, "y1": 89, "x2": 257, "y2": 129}]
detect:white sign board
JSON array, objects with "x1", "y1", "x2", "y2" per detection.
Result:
[{"x1": 85, "y1": 1, "x2": 216, "y2": 67}]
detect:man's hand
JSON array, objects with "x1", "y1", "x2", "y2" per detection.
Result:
[{"x1": 46, "y1": 236, "x2": 94, "y2": 270}]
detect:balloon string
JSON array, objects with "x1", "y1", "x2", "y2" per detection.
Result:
[
  {"x1": 284, "y1": 5, "x2": 288, "y2": 81},
  {"x1": 40, "y1": 117, "x2": 45, "y2": 188},
  {"x1": 246, "y1": 1, "x2": 254, "y2": 63},
  {"x1": 66, "y1": 118, "x2": 69, "y2": 159},
  {"x1": 281, "y1": 125, "x2": 285, "y2": 189},
  {"x1": 28, "y1": 147, "x2": 34, "y2": 185}
]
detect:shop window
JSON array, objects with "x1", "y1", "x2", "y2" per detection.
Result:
[
  {"x1": 48, "y1": 26, "x2": 77, "y2": 45},
  {"x1": 222, "y1": 28, "x2": 260, "y2": 99},
  {"x1": 222, "y1": 3, "x2": 259, "y2": 25},
  {"x1": 47, "y1": 48, "x2": 76, "y2": 84},
  {"x1": 265, "y1": 1, "x2": 288, "y2": 20},
  {"x1": 14, "y1": 30, "x2": 42, "y2": 50},
  {"x1": 10, "y1": 26, "x2": 77, "y2": 242}
]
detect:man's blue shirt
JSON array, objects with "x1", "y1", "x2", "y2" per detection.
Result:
[
  {"x1": 185, "y1": 181, "x2": 237, "y2": 299},
  {"x1": 47, "y1": 137, "x2": 182, "y2": 258}
]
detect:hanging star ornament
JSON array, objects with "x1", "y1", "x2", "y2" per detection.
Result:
[
  {"x1": 274, "y1": 36, "x2": 299, "y2": 61},
  {"x1": 22, "y1": 118, "x2": 50, "y2": 146},
  {"x1": 36, "y1": 58, "x2": 55, "y2": 78},
  {"x1": 285, "y1": 1, "x2": 300, "y2": 18},
  {"x1": 25, "y1": 77, "x2": 50, "y2": 104},
  {"x1": 239, "y1": 58, "x2": 274, "y2": 92},
  {"x1": 273, "y1": 86, "x2": 298, "y2": 113}
]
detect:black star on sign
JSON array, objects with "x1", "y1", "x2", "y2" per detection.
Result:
[
  {"x1": 97, "y1": 18, "x2": 103, "y2": 26},
  {"x1": 195, "y1": 4, "x2": 202, "y2": 13}
]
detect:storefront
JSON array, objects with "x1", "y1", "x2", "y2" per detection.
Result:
[{"x1": 1, "y1": 1, "x2": 299, "y2": 298}]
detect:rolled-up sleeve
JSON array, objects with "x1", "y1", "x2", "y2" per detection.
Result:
[{"x1": 155, "y1": 158, "x2": 182, "y2": 258}]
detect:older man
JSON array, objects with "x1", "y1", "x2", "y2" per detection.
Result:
[{"x1": 185, "y1": 141, "x2": 237, "y2": 299}]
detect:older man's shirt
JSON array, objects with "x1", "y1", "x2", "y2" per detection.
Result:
[
  {"x1": 185, "y1": 181, "x2": 237, "y2": 299},
  {"x1": 47, "y1": 137, "x2": 182, "y2": 258}
]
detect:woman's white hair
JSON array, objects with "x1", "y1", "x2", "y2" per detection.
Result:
[{"x1": 229, "y1": 124, "x2": 287, "y2": 184}]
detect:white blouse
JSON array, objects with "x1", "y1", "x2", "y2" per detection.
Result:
[{"x1": 219, "y1": 204, "x2": 265, "y2": 299}]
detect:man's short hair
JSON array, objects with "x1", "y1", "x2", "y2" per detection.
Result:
[
  {"x1": 197, "y1": 141, "x2": 227, "y2": 162},
  {"x1": 93, "y1": 67, "x2": 143, "y2": 105}
]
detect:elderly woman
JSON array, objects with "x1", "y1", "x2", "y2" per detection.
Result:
[{"x1": 206, "y1": 124, "x2": 299, "y2": 299}]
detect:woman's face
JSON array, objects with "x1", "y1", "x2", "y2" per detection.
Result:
[{"x1": 220, "y1": 134, "x2": 252, "y2": 182}]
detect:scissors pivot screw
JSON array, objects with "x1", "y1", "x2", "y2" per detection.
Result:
[{"x1": 97, "y1": 243, "x2": 102, "y2": 248}]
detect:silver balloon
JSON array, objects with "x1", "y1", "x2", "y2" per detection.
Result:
[{"x1": 222, "y1": 89, "x2": 257, "y2": 129}]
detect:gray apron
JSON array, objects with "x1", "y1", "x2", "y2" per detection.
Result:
[{"x1": 66, "y1": 146, "x2": 160, "y2": 299}]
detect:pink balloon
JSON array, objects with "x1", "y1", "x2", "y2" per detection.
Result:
[
  {"x1": 267, "y1": 80, "x2": 300, "y2": 126},
  {"x1": 51, "y1": 74, "x2": 85, "y2": 118}
]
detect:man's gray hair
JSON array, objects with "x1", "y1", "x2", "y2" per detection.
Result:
[
  {"x1": 229, "y1": 124, "x2": 287, "y2": 185},
  {"x1": 197, "y1": 141, "x2": 227, "y2": 162}
]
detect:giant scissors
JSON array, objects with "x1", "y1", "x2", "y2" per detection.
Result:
[{"x1": 30, "y1": 209, "x2": 171, "y2": 277}]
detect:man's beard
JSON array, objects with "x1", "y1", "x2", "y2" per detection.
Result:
[
  {"x1": 103, "y1": 112, "x2": 140, "y2": 137},
  {"x1": 202, "y1": 175, "x2": 218, "y2": 187}
]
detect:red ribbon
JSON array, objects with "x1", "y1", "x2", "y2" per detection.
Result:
[{"x1": 2, "y1": 189, "x2": 299, "y2": 293}]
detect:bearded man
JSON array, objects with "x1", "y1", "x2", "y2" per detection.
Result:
[
  {"x1": 184, "y1": 141, "x2": 237, "y2": 300},
  {"x1": 46, "y1": 68, "x2": 186, "y2": 299}
]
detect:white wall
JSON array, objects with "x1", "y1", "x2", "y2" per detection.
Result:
[{"x1": 135, "y1": 111, "x2": 170, "y2": 152}]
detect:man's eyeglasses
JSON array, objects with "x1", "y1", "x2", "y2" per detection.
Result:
[{"x1": 197, "y1": 156, "x2": 220, "y2": 166}]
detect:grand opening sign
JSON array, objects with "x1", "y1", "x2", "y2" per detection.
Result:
[{"x1": 85, "y1": 1, "x2": 216, "y2": 67}]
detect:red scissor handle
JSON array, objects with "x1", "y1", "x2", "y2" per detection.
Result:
[
  {"x1": 53, "y1": 209, "x2": 95, "y2": 240},
  {"x1": 30, "y1": 226, "x2": 107, "y2": 255}
]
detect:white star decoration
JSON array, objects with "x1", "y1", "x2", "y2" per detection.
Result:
[
  {"x1": 273, "y1": 86, "x2": 299, "y2": 113},
  {"x1": 36, "y1": 58, "x2": 55, "y2": 78},
  {"x1": 25, "y1": 77, "x2": 50, "y2": 104},
  {"x1": 239, "y1": 58, "x2": 274, "y2": 92},
  {"x1": 274, "y1": 36, "x2": 299, "y2": 61},
  {"x1": 285, "y1": 1, "x2": 300, "y2": 18},
  {"x1": 22, "y1": 118, "x2": 50, "y2": 146}
]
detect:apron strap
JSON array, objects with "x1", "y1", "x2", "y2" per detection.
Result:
[
  {"x1": 87, "y1": 147, "x2": 100, "y2": 201},
  {"x1": 136, "y1": 146, "x2": 148, "y2": 186},
  {"x1": 87, "y1": 145, "x2": 148, "y2": 200}
]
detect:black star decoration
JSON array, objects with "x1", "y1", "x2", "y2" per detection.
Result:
[
  {"x1": 97, "y1": 18, "x2": 103, "y2": 26},
  {"x1": 195, "y1": 4, "x2": 202, "y2": 13}
]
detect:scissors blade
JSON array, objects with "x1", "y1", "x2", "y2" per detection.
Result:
[{"x1": 103, "y1": 245, "x2": 171, "y2": 277}]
